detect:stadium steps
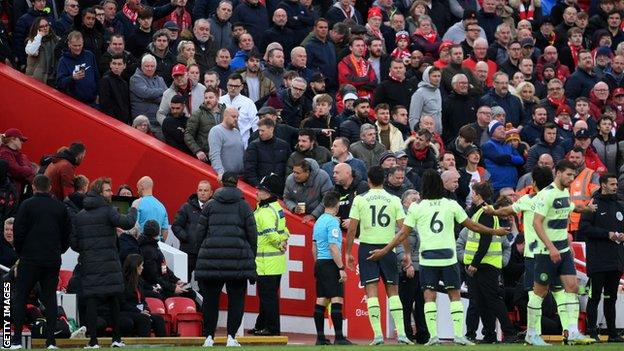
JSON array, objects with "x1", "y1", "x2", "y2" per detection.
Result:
[{"x1": 30, "y1": 336, "x2": 288, "y2": 348}]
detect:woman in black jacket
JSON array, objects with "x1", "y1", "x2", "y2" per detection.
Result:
[
  {"x1": 71, "y1": 178, "x2": 137, "y2": 348},
  {"x1": 120, "y1": 254, "x2": 167, "y2": 337},
  {"x1": 194, "y1": 173, "x2": 257, "y2": 347}
]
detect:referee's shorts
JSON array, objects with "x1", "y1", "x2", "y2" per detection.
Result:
[
  {"x1": 315, "y1": 259, "x2": 344, "y2": 298},
  {"x1": 358, "y1": 243, "x2": 399, "y2": 286}
]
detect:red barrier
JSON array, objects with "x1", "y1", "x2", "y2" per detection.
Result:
[{"x1": 0, "y1": 65, "x2": 383, "y2": 338}]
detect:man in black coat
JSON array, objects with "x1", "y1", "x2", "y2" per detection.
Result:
[
  {"x1": 331, "y1": 162, "x2": 369, "y2": 225},
  {"x1": 10, "y1": 175, "x2": 71, "y2": 349},
  {"x1": 373, "y1": 59, "x2": 416, "y2": 111},
  {"x1": 172, "y1": 180, "x2": 213, "y2": 281},
  {"x1": 71, "y1": 177, "x2": 137, "y2": 348},
  {"x1": 579, "y1": 173, "x2": 624, "y2": 342},
  {"x1": 162, "y1": 95, "x2": 193, "y2": 155},
  {"x1": 99, "y1": 54, "x2": 131, "y2": 124},
  {"x1": 0, "y1": 160, "x2": 18, "y2": 225},
  {"x1": 441, "y1": 73, "x2": 479, "y2": 145},
  {"x1": 195, "y1": 173, "x2": 257, "y2": 347},
  {"x1": 243, "y1": 118, "x2": 291, "y2": 197},
  {"x1": 339, "y1": 98, "x2": 370, "y2": 143}
]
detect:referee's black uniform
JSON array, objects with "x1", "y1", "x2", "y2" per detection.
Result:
[{"x1": 11, "y1": 179, "x2": 71, "y2": 348}]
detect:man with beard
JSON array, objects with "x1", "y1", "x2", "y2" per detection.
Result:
[
  {"x1": 350, "y1": 124, "x2": 387, "y2": 169},
  {"x1": 185, "y1": 87, "x2": 226, "y2": 162},
  {"x1": 305, "y1": 73, "x2": 328, "y2": 106},
  {"x1": 99, "y1": 34, "x2": 139, "y2": 81},
  {"x1": 44, "y1": 142, "x2": 87, "y2": 201},
  {"x1": 405, "y1": 129, "x2": 437, "y2": 177},
  {"x1": 338, "y1": 37, "x2": 377, "y2": 99},
  {"x1": 306, "y1": 19, "x2": 338, "y2": 93},
  {"x1": 375, "y1": 103, "x2": 404, "y2": 152},
  {"x1": 566, "y1": 146, "x2": 600, "y2": 239},
  {"x1": 157, "y1": 64, "x2": 206, "y2": 126},
  {"x1": 374, "y1": 59, "x2": 415, "y2": 110},
  {"x1": 339, "y1": 98, "x2": 371, "y2": 143},
  {"x1": 286, "y1": 129, "x2": 332, "y2": 175},
  {"x1": 261, "y1": 9, "x2": 295, "y2": 61},
  {"x1": 264, "y1": 48, "x2": 286, "y2": 89},
  {"x1": 602, "y1": 54, "x2": 624, "y2": 91},
  {"x1": 202, "y1": 71, "x2": 224, "y2": 96},
  {"x1": 241, "y1": 50, "x2": 276, "y2": 104},
  {"x1": 147, "y1": 30, "x2": 176, "y2": 86},
  {"x1": 192, "y1": 18, "x2": 218, "y2": 74},
  {"x1": 368, "y1": 37, "x2": 391, "y2": 84},
  {"x1": 442, "y1": 73, "x2": 479, "y2": 145},
  {"x1": 162, "y1": 95, "x2": 193, "y2": 155},
  {"x1": 520, "y1": 106, "x2": 548, "y2": 146}
]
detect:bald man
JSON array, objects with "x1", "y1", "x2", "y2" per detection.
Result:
[
  {"x1": 134, "y1": 176, "x2": 170, "y2": 241},
  {"x1": 441, "y1": 169, "x2": 460, "y2": 198},
  {"x1": 516, "y1": 154, "x2": 554, "y2": 191},
  {"x1": 331, "y1": 163, "x2": 369, "y2": 227}
]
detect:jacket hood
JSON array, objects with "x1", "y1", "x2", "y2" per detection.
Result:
[
  {"x1": 82, "y1": 191, "x2": 110, "y2": 210},
  {"x1": 186, "y1": 193, "x2": 202, "y2": 209},
  {"x1": 304, "y1": 157, "x2": 320, "y2": 174},
  {"x1": 67, "y1": 191, "x2": 86, "y2": 209},
  {"x1": 418, "y1": 66, "x2": 437, "y2": 89},
  {"x1": 213, "y1": 187, "x2": 244, "y2": 204}
]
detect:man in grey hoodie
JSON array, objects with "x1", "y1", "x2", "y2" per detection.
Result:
[
  {"x1": 283, "y1": 158, "x2": 333, "y2": 223},
  {"x1": 409, "y1": 66, "x2": 442, "y2": 133}
]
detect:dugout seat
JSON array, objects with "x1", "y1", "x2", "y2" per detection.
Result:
[
  {"x1": 165, "y1": 297, "x2": 203, "y2": 336},
  {"x1": 146, "y1": 297, "x2": 172, "y2": 336}
]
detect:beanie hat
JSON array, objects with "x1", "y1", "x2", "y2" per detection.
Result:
[
  {"x1": 378, "y1": 151, "x2": 396, "y2": 165},
  {"x1": 488, "y1": 120, "x2": 504, "y2": 136},
  {"x1": 556, "y1": 104, "x2": 572, "y2": 116},
  {"x1": 368, "y1": 7, "x2": 383, "y2": 20},
  {"x1": 505, "y1": 122, "x2": 521, "y2": 143},
  {"x1": 395, "y1": 30, "x2": 409, "y2": 43}
]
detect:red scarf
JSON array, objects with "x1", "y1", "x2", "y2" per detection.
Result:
[
  {"x1": 168, "y1": 8, "x2": 191, "y2": 31},
  {"x1": 518, "y1": 1, "x2": 535, "y2": 20},
  {"x1": 390, "y1": 47, "x2": 410, "y2": 61},
  {"x1": 547, "y1": 95, "x2": 567, "y2": 109},
  {"x1": 415, "y1": 29, "x2": 437, "y2": 43},
  {"x1": 554, "y1": 117, "x2": 573, "y2": 131},
  {"x1": 122, "y1": 4, "x2": 138, "y2": 24},
  {"x1": 411, "y1": 143, "x2": 429, "y2": 160},
  {"x1": 349, "y1": 54, "x2": 369, "y2": 77},
  {"x1": 569, "y1": 44, "x2": 581, "y2": 67}
]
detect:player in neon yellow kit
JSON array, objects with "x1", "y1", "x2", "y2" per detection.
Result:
[{"x1": 368, "y1": 170, "x2": 509, "y2": 346}]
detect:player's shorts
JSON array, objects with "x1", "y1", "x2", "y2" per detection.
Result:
[
  {"x1": 419, "y1": 263, "x2": 461, "y2": 291},
  {"x1": 534, "y1": 251, "x2": 576, "y2": 286},
  {"x1": 524, "y1": 257, "x2": 562, "y2": 290},
  {"x1": 315, "y1": 259, "x2": 344, "y2": 298},
  {"x1": 358, "y1": 243, "x2": 399, "y2": 285}
]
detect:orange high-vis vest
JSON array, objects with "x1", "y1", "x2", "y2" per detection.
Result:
[{"x1": 568, "y1": 168, "x2": 599, "y2": 232}]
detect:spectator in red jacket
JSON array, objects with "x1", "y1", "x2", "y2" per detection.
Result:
[
  {"x1": 0, "y1": 128, "x2": 35, "y2": 200},
  {"x1": 338, "y1": 37, "x2": 377, "y2": 100},
  {"x1": 44, "y1": 142, "x2": 87, "y2": 201}
]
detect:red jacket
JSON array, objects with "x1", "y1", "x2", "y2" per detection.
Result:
[
  {"x1": 337, "y1": 54, "x2": 377, "y2": 100},
  {"x1": 583, "y1": 147, "x2": 607, "y2": 175},
  {"x1": 588, "y1": 90, "x2": 613, "y2": 122},
  {"x1": 0, "y1": 144, "x2": 35, "y2": 199},
  {"x1": 535, "y1": 55, "x2": 570, "y2": 82},
  {"x1": 44, "y1": 157, "x2": 76, "y2": 201}
]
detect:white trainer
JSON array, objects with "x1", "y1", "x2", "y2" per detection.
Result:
[
  {"x1": 226, "y1": 335, "x2": 241, "y2": 347},
  {"x1": 202, "y1": 336, "x2": 214, "y2": 347}
]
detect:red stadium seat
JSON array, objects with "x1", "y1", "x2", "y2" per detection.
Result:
[
  {"x1": 164, "y1": 297, "x2": 203, "y2": 336},
  {"x1": 146, "y1": 297, "x2": 172, "y2": 336},
  {"x1": 57, "y1": 270, "x2": 73, "y2": 292}
]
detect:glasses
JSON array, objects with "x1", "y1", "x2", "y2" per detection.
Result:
[
  {"x1": 292, "y1": 86, "x2": 306, "y2": 92},
  {"x1": 227, "y1": 84, "x2": 242, "y2": 88},
  {"x1": 39, "y1": 23, "x2": 49, "y2": 29},
  {"x1": 594, "y1": 89, "x2": 609, "y2": 92}
]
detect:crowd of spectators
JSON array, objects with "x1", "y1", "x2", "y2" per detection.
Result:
[{"x1": 3, "y1": 0, "x2": 624, "y2": 344}]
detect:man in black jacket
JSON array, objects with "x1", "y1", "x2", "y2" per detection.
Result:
[
  {"x1": 331, "y1": 162, "x2": 369, "y2": 227},
  {"x1": 339, "y1": 98, "x2": 370, "y2": 143},
  {"x1": 442, "y1": 73, "x2": 479, "y2": 145},
  {"x1": 162, "y1": 95, "x2": 193, "y2": 155},
  {"x1": 10, "y1": 175, "x2": 71, "y2": 349},
  {"x1": 579, "y1": 173, "x2": 624, "y2": 343},
  {"x1": 195, "y1": 173, "x2": 257, "y2": 347},
  {"x1": 99, "y1": 54, "x2": 131, "y2": 124},
  {"x1": 243, "y1": 118, "x2": 291, "y2": 196},
  {"x1": 172, "y1": 180, "x2": 213, "y2": 281}
]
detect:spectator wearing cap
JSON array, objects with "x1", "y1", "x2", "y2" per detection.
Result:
[
  {"x1": 571, "y1": 129, "x2": 608, "y2": 174},
  {"x1": 593, "y1": 116, "x2": 619, "y2": 174},
  {"x1": 375, "y1": 103, "x2": 405, "y2": 152},
  {"x1": 304, "y1": 73, "x2": 328, "y2": 105},
  {"x1": 240, "y1": 50, "x2": 276, "y2": 104},
  {"x1": 326, "y1": 0, "x2": 363, "y2": 27},
  {"x1": 208, "y1": 106, "x2": 246, "y2": 179},
  {"x1": 243, "y1": 118, "x2": 291, "y2": 196},
  {"x1": 481, "y1": 119, "x2": 524, "y2": 192},
  {"x1": 162, "y1": 95, "x2": 193, "y2": 155},
  {"x1": 195, "y1": 172, "x2": 258, "y2": 347},
  {"x1": 442, "y1": 73, "x2": 479, "y2": 145},
  {"x1": 443, "y1": 9, "x2": 488, "y2": 44},
  {"x1": 525, "y1": 122, "x2": 565, "y2": 172},
  {"x1": 457, "y1": 145, "x2": 490, "y2": 207},
  {"x1": 565, "y1": 49, "x2": 599, "y2": 100},
  {"x1": 554, "y1": 104, "x2": 575, "y2": 143},
  {"x1": 390, "y1": 30, "x2": 411, "y2": 62},
  {"x1": 373, "y1": 59, "x2": 416, "y2": 112},
  {"x1": 336, "y1": 92, "x2": 358, "y2": 126},
  {"x1": 250, "y1": 174, "x2": 289, "y2": 336},
  {"x1": 157, "y1": 63, "x2": 206, "y2": 126},
  {"x1": 602, "y1": 54, "x2": 624, "y2": 91},
  {"x1": 0, "y1": 129, "x2": 35, "y2": 201},
  {"x1": 434, "y1": 41, "x2": 453, "y2": 70},
  {"x1": 409, "y1": 66, "x2": 442, "y2": 132},
  {"x1": 185, "y1": 87, "x2": 226, "y2": 161},
  {"x1": 593, "y1": 47, "x2": 614, "y2": 80},
  {"x1": 480, "y1": 71, "x2": 524, "y2": 126},
  {"x1": 350, "y1": 124, "x2": 387, "y2": 169},
  {"x1": 505, "y1": 123, "x2": 529, "y2": 161},
  {"x1": 208, "y1": 1, "x2": 233, "y2": 53},
  {"x1": 305, "y1": 19, "x2": 338, "y2": 93},
  {"x1": 56, "y1": 31, "x2": 99, "y2": 106}
]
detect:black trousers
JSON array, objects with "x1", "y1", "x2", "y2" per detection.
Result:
[
  {"x1": 398, "y1": 271, "x2": 429, "y2": 343},
  {"x1": 586, "y1": 270, "x2": 622, "y2": 337},
  {"x1": 470, "y1": 265, "x2": 515, "y2": 339},
  {"x1": 199, "y1": 279, "x2": 247, "y2": 337},
  {"x1": 187, "y1": 254, "x2": 197, "y2": 282},
  {"x1": 11, "y1": 263, "x2": 59, "y2": 347},
  {"x1": 118, "y1": 311, "x2": 167, "y2": 336},
  {"x1": 254, "y1": 274, "x2": 281, "y2": 333},
  {"x1": 464, "y1": 272, "x2": 479, "y2": 339},
  {"x1": 86, "y1": 295, "x2": 120, "y2": 344}
]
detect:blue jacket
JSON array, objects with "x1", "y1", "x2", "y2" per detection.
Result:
[
  {"x1": 53, "y1": 12, "x2": 73, "y2": 36},
  {"x1": 482, "y1": 139, "x2": 524, "y2": 190},
  {"x1": 56, "y1": 49, "x2": 99, "y2": 104},
  {"x1": 305, "y1": 35, "x2": 337, "y2": 91},
  {"x1": 231, "y1": 1, "x2": 269, "y2": 43},
  {"x1": 525, "y1": 139, "x2": 565, "y2": 172},
  {"x1": 479, "y1": 90, "x2": 524, "y2": 127},
  {"x1": 230, "y1": 49, "x2": 248, "y2": 70},
  {"x1": 321, "y1": 154, "x2": 368, "y2": 184},
  {"x1": 565, "y1": 68, "x2": 598, "y2": 100}
]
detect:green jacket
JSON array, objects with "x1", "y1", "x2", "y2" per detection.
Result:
[
  {"x1": 255, "y1": 200, "x2": 290, "y2": 275},
  {"x1": 184, "y1": 103, "x2": 226, "y2": 154}
]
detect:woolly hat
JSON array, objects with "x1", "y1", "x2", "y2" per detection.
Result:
[
  {"x1": 395, "y1": 31, "x2": 409, "y2": 43},
  {"x1": 368, "y1": 7, "x2": 383, "y2": 20},
  {"x1": 488, "y1": 120, "x2": 504, "y2": 136},
  {"x1": 379, "y1": 151, "x2": 396, "y2": 165},
  {"x1": 505, "y1": 123, "x2": 521, "y2": 143}
]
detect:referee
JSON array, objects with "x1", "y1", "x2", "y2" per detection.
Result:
[
  {"x1": 312, "y1": 191, "x2": 353, "y2": 345},
  {"x1": 345, "y1": 166, "x2": 413, "y2": 345}
]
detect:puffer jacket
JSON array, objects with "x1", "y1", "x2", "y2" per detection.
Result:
[
  {"x1": 592, "y1": 135, "x2": 619, "y2": 174},
  {"x1": 525, "y1": 137, "x2": 566, "y2": 172},
  {"x1": 339, "y1": 114, "x2": 369, "y2": 143},
  {"x1": 184, "y1": 103, "x2": 226, "y2": 155},
  {"x1": 482, "y1": 138, "x2": 524, "y2": 190},
  {"x1": 138, "y1": 234, "x2": 179, "y2": 295},
  {"x1": 283, "y1": 158, "x2": 333, "y2": 218},
  {"x1": 172, "y1": 194, "x2": 203, "y2": 256},
  {"x1": 195, "y1": 187, "x2": 258, "y2": 282},
  {"x1": 71, "y1": 192, "x2": 137, "y2": 297},
  {"x1": 243, "y1": 136, "x2": 291, "y2": 195}
]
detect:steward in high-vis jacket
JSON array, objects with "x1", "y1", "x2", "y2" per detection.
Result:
[
  {"x1": 463, "y1": 181, "x2": 518, "y2": 343},
  {"x1": 251, "y1": 174, "x2": 290, "y2": 336}
]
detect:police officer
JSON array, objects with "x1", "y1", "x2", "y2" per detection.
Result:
[
  {"x1": 251, "y1": 174, "x2": 290, "y2": 336},
  {"x1": 579, "y1": 173, "x2": 624, "y2": 342},
  {"x1": 463, "y1": 181, "x2": 518, "y2": 343}
]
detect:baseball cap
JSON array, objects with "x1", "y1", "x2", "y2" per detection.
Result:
[
  {"x1": 257, "y1": 173, "x2": 281, "y2": 197},
  {"x1": 520, "y1": 38, "x2": 535, "y2": 48},
  {"x1": 556, "y1": 104, "x2": 572, "y2": 116},
  {"x1": 394, "y1": 150, "x2": 407, "y2": 158},
  {"x1": 596, "y1": 46, "x2": 613, "y2": 57},
  {"x1": 3, "y1": 128, "x2": 28, "y2": 142},
  {"x1": 342, "y1": 92, "x2": 358, "y2": 103},
  {"x1": 257, "y1": 106, "x2": 277, "y2": 116},
  {"x1": 463, "y1": 9, "x2": 478, "y2": 20},
  {"x1": 614, "y1": 87, "x2": 624, "y2": 97},
  {"x1": 464, "y1": 145, "x2": 480, "y2": 157},
  {"x1": 171, "y1": 63, "x2": 187, "y2": 77},
  {"x1": 575, "y1": 129, "x2": 590, "y2": 139},
  {"x1": 310, "y1": 72, "x2": 326, "y2": 83},
  {"x1": 438, "y1": 41, "x2": 453, "y2": 54},
  {"x1": 163, "y1": 21, "x2": 179, "y2": 31}
]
